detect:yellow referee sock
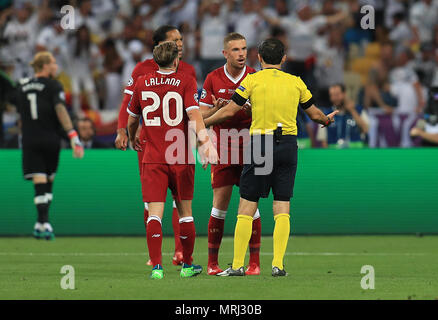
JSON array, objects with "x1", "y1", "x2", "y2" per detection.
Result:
[
  {"x1": 272, "y1": 214, "x2": 290, "y2": 270},
  {"x1": 232, "y1": 215, "x2": 253, "y2": 270}
]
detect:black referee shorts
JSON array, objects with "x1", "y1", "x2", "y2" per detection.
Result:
[
  {"x1": 22, "y1": 139, "x2": 61, "y2": 181},
  {"x1": 240, "y1": 135, "x2": 298, "y2": 202}
]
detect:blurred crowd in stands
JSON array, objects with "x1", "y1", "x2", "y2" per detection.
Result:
[{"x1": 1, "y1": 0, "x2": 438, "y2": 149}]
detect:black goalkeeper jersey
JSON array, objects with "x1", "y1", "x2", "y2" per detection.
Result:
[{"x1": 15, "y1": 77, "x2": 65, "y2": 145}]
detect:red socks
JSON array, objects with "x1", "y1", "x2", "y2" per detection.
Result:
[
  {"x1": 208, "y1": 208, "x2": 226, "y2": 265},
  {"x1": 208, "y1": 208, "x2": 261, "y2": 266},
  {"x1": 179, "y1": 216, "x2": 196, "y2": 265},
  {"x1": 146, "y1": 215, "x2": 162, "y2": 266},
  {"x1": 172, "y1": 204, "x2": 183, "y2": 253},
  {"x1": 249, "y1": 212, "x2": 261, "y2": 266}
]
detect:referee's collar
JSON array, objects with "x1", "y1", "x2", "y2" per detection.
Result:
[{"x1": 224, "y1": 64, "x2": 247, "y2": 84}]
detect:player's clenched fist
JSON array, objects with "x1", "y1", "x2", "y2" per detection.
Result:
[{"x1": 115, "y1": 128, "x2": 128, "y2": 150}]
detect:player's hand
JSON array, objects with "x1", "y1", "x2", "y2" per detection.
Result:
[
  {"x1": 321, "y1": 110, "x2": 339, "y2": 128},
  {"x1": 199, "y1": 139, "x2": 218, "y2": 169},
  {"x1": 130, "y1": 135, "x2": 143, "y2": 152},
  {"x1": 115, "y1": 129, "x2": 128, "y2": 151},
  {"x1": 212, "y1": 95, "x2": 228, "y2": 110},
  {"x1": 68, "y1": 130, "x2": 84, "y2": 159}
]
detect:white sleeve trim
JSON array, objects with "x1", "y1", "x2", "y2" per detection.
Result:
[
  {"x1": 186, "y1": 106, "x2": 200, "y2": 112},
  {"x1": 124, "y1": 89, "x2": 133, "y2": 95},
  {"x1": 127, "y1": 108, "x2": 140, "y2": 118},
  {"x1": 199, "y1": 102, "x2": 214, "y2": 108}
]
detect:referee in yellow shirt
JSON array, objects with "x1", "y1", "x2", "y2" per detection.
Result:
[{"x1": 204, "y1": 38, "x2": 338, "y2": 277}]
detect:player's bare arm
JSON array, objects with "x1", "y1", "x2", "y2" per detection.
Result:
[
  {"x1": 127, "y1": 115, "x2": 142, "y2": 152},
  {"x1": 200, "y1": 95, "x2": 228, "y2": 119},
  {"x1": 187, "y1": 108, "x2": 218, "y2": 169},
  {"x1": 304, "y1": 105, "x2": 339, "y2": 128},
  {"x1": 55, "y1": 103, "x2": 84, "y2": 159},
  {"x1": 204, "y1": 100, "x2": 242, "y2": 127}
]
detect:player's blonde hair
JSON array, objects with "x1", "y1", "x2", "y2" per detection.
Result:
[
  {"x1": 223, "y1": 32, "x2": 246, "y2": 49},
  {"x1": 30, "y1": 52, "x2": 54, "y2": 73},
  {"x1": 153, "y1": 41, "x2": 179, "y2": 68}
]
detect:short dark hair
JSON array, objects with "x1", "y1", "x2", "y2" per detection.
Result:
[
  {"x1": 153, "y1": 25, "x2": 177, "y2": 47},
  {"x1": 153, "y1": 41, "x2": 179, "y2": 68},
  {"x1": 258, "y1": 38, "x2": 285, "y2": 65},
  {"x1": 330, "y1": 83, "x2": 346, "y2": 92}
]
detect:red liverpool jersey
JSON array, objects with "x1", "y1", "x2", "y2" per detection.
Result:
[
  {"x1": 127, "y1": 70, "x2": 199, "y2": 164},
  {"x1": 199, "y1": 64, "x2": 255, "y2": 164},
  {"x1": 118, "y1": 59, "x2": 196, "y2": 130}
]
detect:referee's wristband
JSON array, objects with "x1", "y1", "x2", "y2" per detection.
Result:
[{"x1": 324, "y1": 118, "x2": 331, "y2": 127}]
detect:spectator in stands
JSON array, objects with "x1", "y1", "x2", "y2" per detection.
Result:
[
  {"x1": 364, "y1": 42, "x2": 398, "y2": 147},
  {"x1": 389, "y1": 11, "x2": 415, "y2": 55},
  {"x1": 231, "y1": 0, "x2": 263, "y2": 48},
  {"x1": 316, "y1": 83, "x2": 369, "y2": 148},
  {"x1": 74, "y1": 0, "x2": 103, "y2": 40},
  {"x1": 389, "y1": 48, "x2": 426, "y2": 147},
  {"x1": 67, "y1": 25, "x2": 100, "y2": 115},
  {"x1": 142, "y1": 0, "x2": 171, "y2": 31},
  {"x1": 102, "y1": 39, "x2": 124, "y2": 111},
  {"x1": 0, "y1": 54, "x2": 18, "y2": 148},
  {"x1": 410, "y1": 86, "x2": 438, "y2": 146},
  {"x1": 314, "y1": 26, "x2": 345, "y2": 108},
  {"x1": 76, "y1": 118, "x2": 111, "y2": 149},
  {"x1": 409, "y1": 0, "x2": 438, "y2": 45},
  {"x1": 197, "y1": 0, "x2": 232, "y2": 79},
  {"x1": 2, "y1": 2, "x2": 43, "y2": 79},
  {"x1": 258, "y1": 2, "x2": 348, "y2": 86},
  {"x1": 246, "y1": 46, "x2": 260, "y2": 72},
  {"x1": 122, "y1": 40, "x2": 146, "y2": 90},
  {"x1": 35, "y1": 16, "x2": 68, "y2": 73}
]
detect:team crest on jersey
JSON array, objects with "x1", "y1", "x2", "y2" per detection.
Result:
[
  {"x1": 127, "y1": 77, "x2": 133, "y2": 87},
  {"x1": 194, "y1": 92, "x2": 199, "y2": 101}
]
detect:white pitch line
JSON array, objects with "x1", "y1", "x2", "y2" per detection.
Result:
[{"x1": 0, "y1": 252, "x2": 431, "y2": 257}]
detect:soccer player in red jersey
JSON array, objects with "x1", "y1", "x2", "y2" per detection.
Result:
[
  {"x1": 199, "y1": 33, "x2": 262, "y2": 276},
  {"x1": 115, "y1": 25, "x2": 196, "y2": 266},
  {"x1": 127, "y1": 41, "x2": 217, "y2": 279}
]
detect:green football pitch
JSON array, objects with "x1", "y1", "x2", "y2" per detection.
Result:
[{"x1": 0, "y1": 235, "x2": 437, "y2": 300}]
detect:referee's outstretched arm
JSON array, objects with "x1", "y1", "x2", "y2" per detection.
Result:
[{"x1": 304, "y1": 104, "x2": 339, "y2": 128}]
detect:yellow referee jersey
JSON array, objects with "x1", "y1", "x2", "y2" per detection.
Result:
[{"x1": 234, "y1": 68, "x2": 313, "y2": 136}]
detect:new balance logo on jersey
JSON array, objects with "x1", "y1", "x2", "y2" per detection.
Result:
[
  {"x1": 180, "y1": 236, "x2": 188, "y2": 240},
  {"x1": 219, "y1": 89, "x2": 226, "y2": 93},
  {"x1": 152, "y1": 234, "x2": 161, "y2": 238}
]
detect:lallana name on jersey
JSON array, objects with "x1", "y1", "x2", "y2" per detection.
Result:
[{"x1": 145, "y1": 77, "x2": 181, "y2": 87}]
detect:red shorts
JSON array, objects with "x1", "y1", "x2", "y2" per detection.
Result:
[
  {"x1": 141, "y1": 163, "x2": 195, "y2": 203},
  {"x1": 211, "y1": 164, "x2": 243, "y2": 189}
]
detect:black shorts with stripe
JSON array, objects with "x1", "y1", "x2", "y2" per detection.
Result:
[
  {"x1": 22, "y1": 138, "x2": 61, "y2": 180},
  {"x1": 240, "y1": 135, "x2": 298, "y2": 202}
]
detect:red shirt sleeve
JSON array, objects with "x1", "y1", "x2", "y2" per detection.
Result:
[
  {"x1": 117, "y1": 62, "x2": 142, "y2": 129},
  {"x1": 199, "y1": 73, "x2": 213, "y2": 107},
  {"x1": 127, "y1": 80, "x2": 141, "y2": 117},
  {"x1": 184, "y1": 77, "x2": 199, "y2": 112}
]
